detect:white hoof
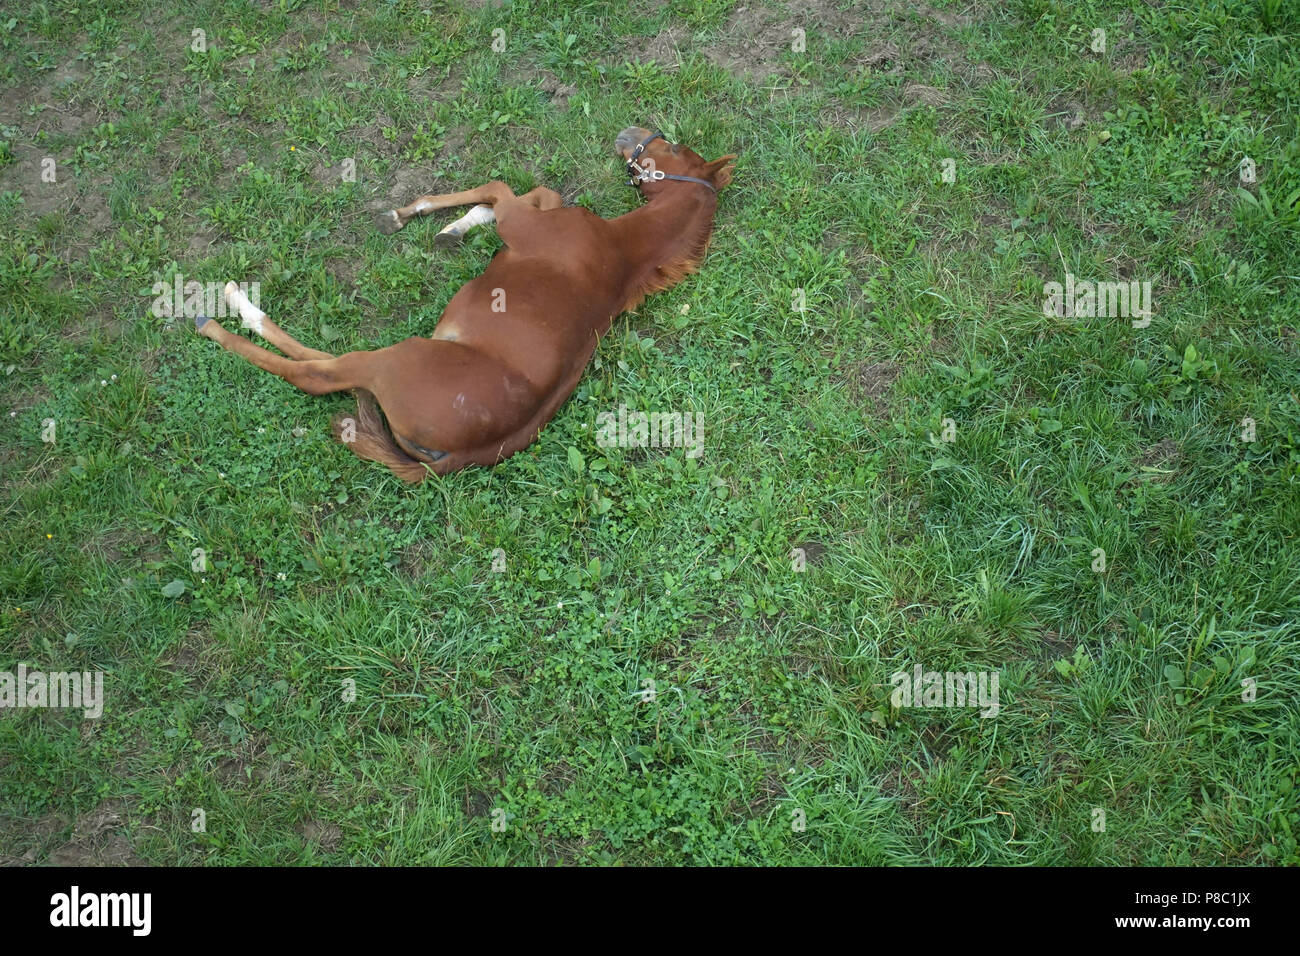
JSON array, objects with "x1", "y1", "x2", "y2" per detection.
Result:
[{"x1": 224, "y1": 281, "x2": 266, "y2": 335}]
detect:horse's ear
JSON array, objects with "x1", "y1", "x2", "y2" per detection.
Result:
[{"x1": 704, "y1": 154, "x2": 738, "y2": 189}]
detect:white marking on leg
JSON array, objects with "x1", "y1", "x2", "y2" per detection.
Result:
[
  {"x1": 439, "y1": 204, "x2": 496, "y2": 237},
  {"x1": 224, "y1": 281, "x2": 266, "y2": 336}
]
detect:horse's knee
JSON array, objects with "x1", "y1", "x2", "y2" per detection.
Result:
[{"x1": 484, "y1": 180, "x2": 515, "y2": 204}]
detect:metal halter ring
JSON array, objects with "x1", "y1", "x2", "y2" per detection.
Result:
[{"x1": 624, "y1": 131, "x2": 716, "y2": 192}]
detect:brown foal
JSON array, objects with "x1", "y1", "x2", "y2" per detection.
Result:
[{"x1": 195, "y1": 126, "x2": 736, "y2": 482}]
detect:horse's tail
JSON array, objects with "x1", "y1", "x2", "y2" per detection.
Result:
[{"x1": 331, "y1": 389, "x2": 430, "y2": 483}]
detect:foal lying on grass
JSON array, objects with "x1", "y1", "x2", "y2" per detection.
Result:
[{"x1": 195, "y1": 127, "x2": 736, "y2": 482}]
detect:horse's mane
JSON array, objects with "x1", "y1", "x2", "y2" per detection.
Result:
[{"x1": 621, "y1": 209, "x2": 718, "y2": 313}]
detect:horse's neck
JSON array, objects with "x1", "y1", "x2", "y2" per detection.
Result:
[{"x1": 612, "y1": 189, "x2": 717, "y2": 304}]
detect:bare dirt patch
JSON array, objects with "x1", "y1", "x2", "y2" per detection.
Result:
[
  {"x1": 823, "y1": 102, "x2": 897, "y2": 132},
  {"x1": 701, "y1": 4, "x2": 795, "y2": 80},
  {"x1": 858, "y1": 40, "x2": 903, "y2": 74},
  {"x1": 1048, "y1": 98, "x2": 1092, "y2": 132},
  {"x1": 844, "y1": 360, "x2": 901, "y2": 414},
  {"x1": 330, "y1": 47, "x2": 372, "y2": 75},
  {"x1": 538, "y1": 759, "x2": 576, "y2": 797},
  {"x1": 372, "y1": 163, "x2": 437, "y2": 214},
  {"x1": 1037, "y1": 627, "x2": 1077, "y2": 662},
  {"x1": 46, "y1": 800, "x2": 144, "y2": 866},
  {"x1": 793, "y1": 539, "x2": 828, "y2": 566},
  {"x1": 539, "y1": 72, "x2": 578, "y2": 108},
  {"x1": 904, "y1": 82, "x2": 948, "y2": 106},
  {"x1": 296, "y1": 819, "x2": 343, "y2": 851},
  {"x1": 164, "y1": 629, "x2": 233, "y2": 681},
  {"x1": 617, "y1": 1, "x2": 872, "y2": 79},
  {"x1": 0, "y1": 799, "x2": 145, "y2": 867},
  {"x1": 405, "y1": 65, "x2": 461, "y2": 98},
  {"x1": 915, "y1": 2, "x2": 974, "y2": 28},
  {"x1": 0, "y1": 809, "x2": 65, "y2": 866},
  {"x1": 464, "y1": 788, "x2": 493, "y2": 817},
  {"x1": 355, "y1": 113, "x2": 395, "y2": 147},
  {"x1": 311, "y1": 159, "x2": 353, "y2": 188},
  {"x1": 207, "y1": 731, "x2": 283, "y2": 788},
  {"x1": 639, "y1": 24, "x2": 690, "y2": 69},
  {"x1": 743, "y1": 763, "x2": 788, "y2": 817},
  {"x1": 443, "y1": 125, "x2": 468, "y2": 155},
  {"x1": 188, "y1": 226, "x2": 219, "y2": 258},
  {"x1": 1134, "y1": 438, "x2": 1181, "y2": 481},
  {"x1": 0, "y1": 146, "x2": 76, "y2": 219},
  {"x1": 327, "y1": 256, "x2": 362, "y2": 287},
  {"x1": 1137, "y1": 438, "x2": 1180, "y2": 468}
]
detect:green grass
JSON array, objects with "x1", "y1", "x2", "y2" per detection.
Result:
[{"x1": 1, "y1": 0, "x2": 1298, "y2": 865}]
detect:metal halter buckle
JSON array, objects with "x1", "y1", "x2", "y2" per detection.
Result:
[
  {"x1": 623, "y1": 131, "x2": 718, "y2": 193},
  {"x1": 626, "y1": 131, "x2": 664, "y2": 186},
  {"x1": 627, "y1": 159, "x2": 665, "y2": 186}
]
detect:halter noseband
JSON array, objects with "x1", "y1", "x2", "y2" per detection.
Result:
[{"x1": 625, "y1": 132, "x2": 716, "y2": 193}]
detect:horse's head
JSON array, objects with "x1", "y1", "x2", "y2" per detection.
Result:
[{"x1": 615, "y1": 127, "x2": 737, "y2": 194}]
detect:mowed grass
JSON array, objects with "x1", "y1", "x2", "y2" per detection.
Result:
[{"x1": 1, "y1": 0, "x2": 1298, "y2": 865}]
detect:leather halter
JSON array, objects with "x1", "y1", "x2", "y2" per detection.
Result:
[{"x1": 625, "y1": 132, "x2": 716, "y2": 192}]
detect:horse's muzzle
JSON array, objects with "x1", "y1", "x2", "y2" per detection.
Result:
[{"x1": 615, "y1": 126, "x2": 651, "y2": 158}]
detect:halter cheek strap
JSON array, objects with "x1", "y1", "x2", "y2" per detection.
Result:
[{"x1": 626, "y1": 132, "x2": 717, "y2": 192}]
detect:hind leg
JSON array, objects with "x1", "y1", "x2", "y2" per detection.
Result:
[
  {"x1": 222, "y1": 282, "x2": 334, "y2": 360},
  {"x1": 195, "y1": 314, "x2": 371, "y2": 395}
]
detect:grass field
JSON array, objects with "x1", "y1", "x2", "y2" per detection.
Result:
[{"x1": 1, "y1": 0, "x2": 1298, "y2": 865}]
